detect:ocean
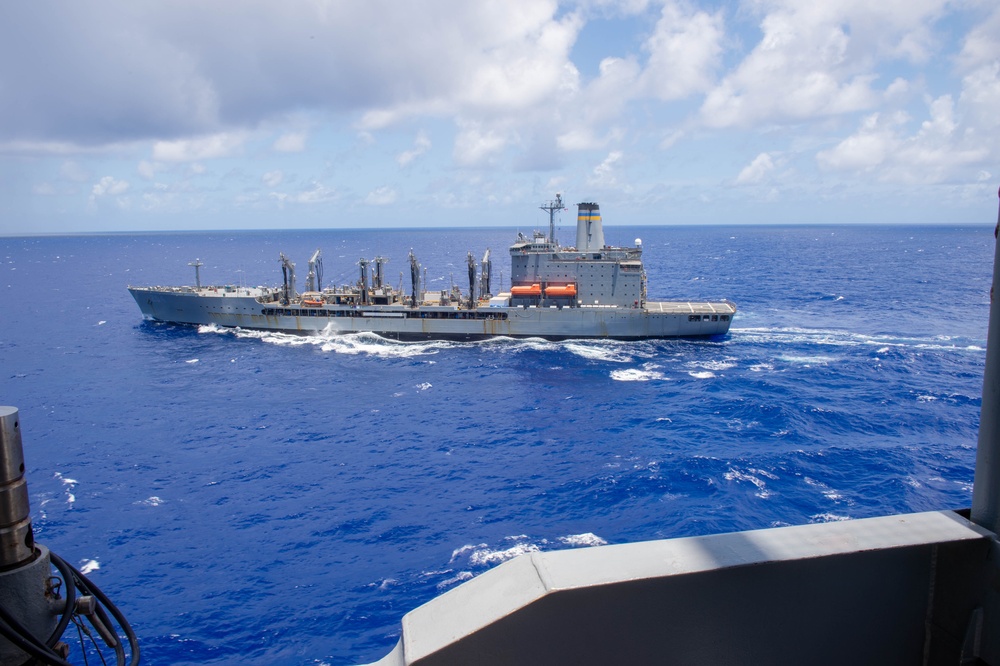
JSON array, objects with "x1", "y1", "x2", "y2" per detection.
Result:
[{"x1": 0, "y1": 222, "x2": 992, "y2": 664}]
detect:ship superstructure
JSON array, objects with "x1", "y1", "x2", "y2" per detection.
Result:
[{"x1": 128, "y1": 199, "x2": 736, "y2": 340}]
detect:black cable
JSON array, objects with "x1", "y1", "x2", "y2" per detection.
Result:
[
  {"x1": 0, "y1": 604, "x2": 73, "y2": 666},
  {"x1": 48, "y1": 549, "x2": 78, "y2": 646},
  {"x1": 49, "y1": 552, "x2": 141, "y2": 666}
]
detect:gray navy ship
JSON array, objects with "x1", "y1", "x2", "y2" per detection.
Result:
[{"x1": 128, "y1": 198, "x2": 736, "y2": 340}]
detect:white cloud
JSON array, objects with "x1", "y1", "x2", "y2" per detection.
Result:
[
  {"x1": 290, "y1": 181, "x2": 336, "y2": 204},
  {"x1": 262, "y1": 170, "x2": 284, "y2": 187},
  {"x1": 639, "y1": 0, "x2": 724, "y2": 101},
  {"x1": 152, "y1": 132, "x2": 247, "y2": 162},
  {"x1": 273, "y1": 132, "x2": 306, "y2": 153},
  {"x1": 453, "y1": 121, "x2": 511, "y2": 167},
  {"x1": 736, "y1": 153, "x2": 776, "y2": 185},
  {"x1": 587, "y1": 150, "x2": 625, "y2": 189},
  {"x1": 699, "y1": 0, "x2": 950, "y2": 129},
  {"x1": 60, "y1": 161, "x2": 90, "y2": 183},
  {"x1": 366, "y1": 186, "x2": 398, "y2": 205},
  {"x1": 91, "y1": 176, "x2": 130, "y2": 197},
  {"x1": 816, "y1": 112, "x2": 903, "y2": 172},
  {"x1": 957, "y1": 4, "x2": 1000, "y2": 71},
  {"x1": 397, "y1": 131, "x2": 432, "y2": 167},
  {"x1": 817, "y1": 86, "x2": 994, "y2": 184}
]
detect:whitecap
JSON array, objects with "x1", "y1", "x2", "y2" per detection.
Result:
[
  {"x1": 810, "y1": 513, "x2": 851, "y2": 523},
  {"x1": 436, "y1": 571, "x2": 474, "y2": 590},
  {"x1": 449, "y1": 543, "x2": 488, "y2": 563},
  {"x1": 97, "y1": 320, "x2": 106, "y2": 326},
  {"x1": 689, "y1": 359, "x2": 736, "y2": 371},
  {"x1": 688, "y1": 371, "x2": 715, "y2": 379},
  {"x1": 416, "y1": 382, "x2": 432, "y2": 391},
  {"x1": 54, "y1": 473, "x2": 78, "y2": 486},
  {"x1": 724, "y1": 468, "x2": 771, "y2": 498},
  {"x1": 185, "y1": 359, "x2": 199, "y2": 364},
  {"x1": 469, "y1": 543, "x2": 540, "y2": 566},
  {"x1": 79, "y1": 559, "x2": 100, "y2": 574},
  {"x1": 564, "y1": 343, "x2": 632, "y2": 363},
  {"x1": 611, "y1": 368, "x2": 666, "y2": 381},
  {"x1": 557, "y1": 533, "x2": 608, "y2": 548}
]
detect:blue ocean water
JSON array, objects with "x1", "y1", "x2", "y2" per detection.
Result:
[{"x1": 0, "y1": 223, "x2": 992, "y2": 664}]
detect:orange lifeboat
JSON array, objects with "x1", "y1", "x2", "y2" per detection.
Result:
[
  {"x1": 300, "y1": 292, "x2": 324, "y2": 307},
  {"x1": 511, "y1": 283, "x2": 542, "y2": 296},
  {"x1": 545, "y1": 284, "x2": 577, "y2": 297}
]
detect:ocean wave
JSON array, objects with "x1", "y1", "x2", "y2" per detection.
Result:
[
  {"x1": 563, "y1": 342, "x2": 633, "y2": 363},
  {"x1": 558, "y1": 532, "x2": 608, "y2": 547},
  {"x1": 734, "y1": 326, "x2": 984, "y2": 353},
  {"x1": 448, "y1": 532, "x2": 609, "y2": 573},
  {"x1": 611, "y1": 367, "x2": 667, "y2": 382}
]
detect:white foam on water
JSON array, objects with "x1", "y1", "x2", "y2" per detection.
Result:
[
  {"x1": 688, "y1": 371, "x2": 715, "y2": 379},
  {"x1": 436, "y1": 571, "x2": 474, "y2": 590},
  {"x1": 611, "y1": 367, "x2": 667, "y2": 381},
  {"x1": 564, "y1": 343, "x2": 633, "y2": 363},
  {"x1": 810, "y1": 513, "x2": 851, "y2": 523},
  {"x1": 558, "y1": 533, "x2": 608, "y2": 547},
  {"x1": 185, "y1": 359, "x2": 199, "y2": 364},
  {"x1": 470, "y1": 542, "x2": 540, "y2": 566},
  {"x1": 79, "y1": 559, "x2": 100, "y2": 574},
  {"x1": 54, "y1": 472, "x2": 77, "y2": 505},
  {"x1": 449, "y1": 543, "x2": 488, "y2": 563},
  {"x1": 724, "y1": 468, "x2": 772, "y2": 498},
  {"x1": 689, "y1": 359, "x2": 736, "y2": 371}
]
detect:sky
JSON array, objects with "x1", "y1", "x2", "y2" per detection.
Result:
[{"x1": 1, "y1": 0, "x2": 999, "y2": 234}]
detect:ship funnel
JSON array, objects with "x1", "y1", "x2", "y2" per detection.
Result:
[{"x1": 576, "y1": 202, "x2": 604, "y2": 251}]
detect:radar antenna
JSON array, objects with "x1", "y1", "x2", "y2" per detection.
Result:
[{"x1": 540, "y1": 194, "x2": 565, "y2": 245}]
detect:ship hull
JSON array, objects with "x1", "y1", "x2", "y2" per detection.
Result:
[{"x1": 128, "y1": 287, "x2": 735, "y2": 341}]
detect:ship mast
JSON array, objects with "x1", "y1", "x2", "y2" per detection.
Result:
[
  {"x1": 540, "y1": 194, "x2": 565, "y2": 246},
  {"x1": 188, "y1": 259, "x2": 203, "y2": 288}
]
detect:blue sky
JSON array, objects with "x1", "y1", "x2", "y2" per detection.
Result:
[{"x1": 1, "y1": 0, "x2": 998, "y2": 234}]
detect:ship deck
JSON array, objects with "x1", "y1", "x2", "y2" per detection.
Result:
[{"x1": 645, "y1": 300, "x2": 737, "y2": 314}]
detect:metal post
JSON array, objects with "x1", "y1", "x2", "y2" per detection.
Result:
[
  {"x1": 972, "y1": 187, "x2": 1000, "y2": 534},
  {"x1": 0, "y1": 406, "x2": 34, "y2": 568},
  {"x1": 0, "y1": 406, "x2": 59, "y2": 664}
]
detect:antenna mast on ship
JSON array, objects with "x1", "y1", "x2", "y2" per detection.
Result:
[
  {"x1": 188, "y1": 259, "x2": 203, "y2": 288},
  {"x1": 540, "y1": 194, "x2": 565, "y2": 245}
]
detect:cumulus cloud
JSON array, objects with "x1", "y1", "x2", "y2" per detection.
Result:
[
  {"x1": 0, "y1": 1, "x2": 581, "y2": 151},
  {"x1": 92, "y1": 176, "x2": 129, "y2": 197},
  {"x1": 453, "y1": 121, "x2": 512, "y2": 167},
  {"x1": 639, "y1": 0, "x2": 724, "y2": 101},
  {"x1": 735, "y1": 153, "x2": 776, "y2": 185},
  {"x1": 397, "y1": 131, "x2": 432, "y2": 167},
  {"x1": 699, "y1": 0, "x2": 949, "y2": 128},
  {"x1": 152, "y1": 132, "x2": 247, "y2": 162},
  {"x1": 817, "y1": 91, "x2": 992, "y2": 184},
  {"x1": 587, "y1": 150, "x2": 626, "y2": 189},
  {"x1": 366, "y1": 186, "x2": 398, "y2": 205},
  {"x1": 273, "y1": 132, "x2": 306, "y2": 153}
]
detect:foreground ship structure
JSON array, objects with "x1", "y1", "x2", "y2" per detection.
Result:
[{"x1": 128, "y1": 198, "x2": 735, "y2": 340}]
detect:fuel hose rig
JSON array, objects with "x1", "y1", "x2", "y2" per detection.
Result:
[{"x1": 0, "y1": 407, "x2": 139, "y2": 666}]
